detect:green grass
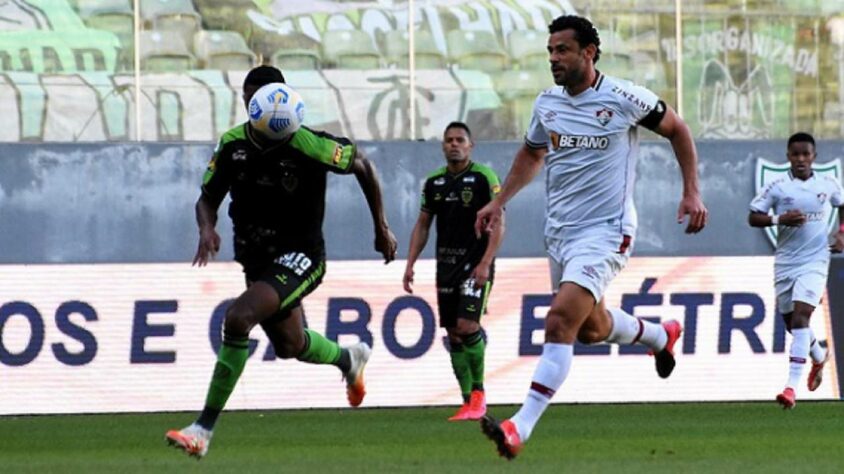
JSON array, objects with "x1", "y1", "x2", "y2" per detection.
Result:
[{"x1": 1, "y1": 403, "x2": 842, "y2": 473}]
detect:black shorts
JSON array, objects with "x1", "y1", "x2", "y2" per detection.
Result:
[
  {"x1": 436, "y1": 277, "x2": 493, "y2": 328},
  {"x1": 244, "y1": 251, "x2": 326, "y2": 320}
]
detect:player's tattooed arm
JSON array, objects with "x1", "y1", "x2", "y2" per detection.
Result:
[{"x1": 352, "y1": 150, "x2": 398, "y2": 263}]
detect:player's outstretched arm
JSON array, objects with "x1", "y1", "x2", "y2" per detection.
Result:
[
  {"x1": 193, "y1": 193, "x2": 221, "y2": 267},
  {"x1": 475, "y1": 145, "x2": 544, "y2": 237},
  {"x1": 653, "y1": 106, "x2": 708, "y2": 234},
  {"x1": 403, "y1": 211, "x2": 433, "y2": 293},
  {"x1": 351, "y1": 151, "x2": 397, "y2": 263}
]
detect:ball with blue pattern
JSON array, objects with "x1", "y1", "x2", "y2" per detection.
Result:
[{"x1": 248, "y1": 82, "x2": 305, "y2": 141}]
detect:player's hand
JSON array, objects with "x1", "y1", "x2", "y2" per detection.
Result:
[
  {"x1": 475, "y1": 200, "x2": 504, "y2": 238},
  {"x1": 403, "y1": 266, "x2": 415, "y2": 293},
  {"x1": 830, "y1": 232, "x2": 844, "y2": 253},
  {"x1": 375, "y1": 225, "x2": 397, "y2": 264},
  {"x1": 779, "y1": 209, "x2": 807, "y2": 227},
  {"x1": 471, "y1": 262, "x2": 491, "y2": 288},
  {"x1": 193, "y1": 226, "x2": 221, "y2": 267},
  {"x1": 677, "y1": 194, "x2": 708, "y2": 234}
]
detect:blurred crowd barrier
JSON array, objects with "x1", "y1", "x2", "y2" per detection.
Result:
[{"x1": 2, "y1": 0, "x2": 844, "y2": 141}]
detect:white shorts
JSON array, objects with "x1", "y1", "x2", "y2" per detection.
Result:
[
  {"x1": 775, "y1": 270, "x2": 826, "y2": 314},
  {"x1": 546, "y1": 223, "x2": 632, "y2": 302}
]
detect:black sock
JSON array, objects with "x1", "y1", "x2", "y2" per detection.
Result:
[{"x1": 337, "y1": 348, "x2": 352, "y2": 373}]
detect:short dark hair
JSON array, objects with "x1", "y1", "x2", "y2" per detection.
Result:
[
  {"x1": 787, "y1": 132, "x2": 815, "y2": 149},
  {"x1": 243, "y1": 65, "x2": 285, "y2": 89},
  {"x1": 548, "y1": 15, "x2": 601, "y2": 63},
  {"x1": 444, "y1": 121, "x2": 472, "y2": 139}
]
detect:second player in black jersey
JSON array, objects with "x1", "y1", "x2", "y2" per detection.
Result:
[{"x1": 403, "y1": 122, "x2": 504, "y2": 422}]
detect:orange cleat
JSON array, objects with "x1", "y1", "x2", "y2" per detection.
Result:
[
  {"x1": 165, "y1": 423, "x2": 212, "y2": 459},
  {"x1": 345, "y1": 342, "x2": 371, "y2": 407},
  {"x1": 481, "y1": 415, "x2": 522, "y2": 460},
  {"x1": 464, "y1": 390, "x2": 487, "y2": 420},
  {"x1": 448, "y1": 403, "x2": 472, "y2": 421},
  {"x1": 776, "y1": 387, "x2": 796, "y2": 409},
  {"x1": 807, "y1": 351, "x2": 830, "y2": 392},
  {"x1": 654, "y1": 320, "x2": 683, "y2": 378}
]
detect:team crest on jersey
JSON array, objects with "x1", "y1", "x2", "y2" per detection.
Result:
[
  {"x1": 818, "y1": 192, "x2": 828, "y2": 203},
  {"x1": 595, "y1": 108, "x2": 613, "y2": 126},
  {"x1": 281, "y1": 174, "x2": 298, "y2": 192},
  {"x1": 461, "y1": 188, "x2": 473, "y2": 206},
  {"x1": 755, "y1": 158, "x2": 842, "y2": 248}
]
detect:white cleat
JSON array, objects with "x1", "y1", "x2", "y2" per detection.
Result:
[
  {"x1": 165, "y1": 423, "x2": 213, "y2": 459},
  {"x1": 345, "y1": 342, "x2": 372, "y2": 407}
]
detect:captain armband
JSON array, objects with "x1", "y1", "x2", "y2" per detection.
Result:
[{"x1": 638, "y1": 100, "x2": 667, "y2": 131}]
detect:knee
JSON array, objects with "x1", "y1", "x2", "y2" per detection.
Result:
[
  {"x1": 544, "y1": 307, "x2": 573, "y2": 340},
  {"x1": 454, "y1": 319, "x2": 480, "y2": 337},
  {"x1": 577, "y1": 328, "x2": 604, "y2": 345},
  {"x1": 275, "y1": 340, "x2": 302, "y2": 359},
  {"x1": 223, "y1": 303, "x2": 256, "y2": 336}
]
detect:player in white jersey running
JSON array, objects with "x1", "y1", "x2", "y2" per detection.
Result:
[
  {"x1": 474, "y1": 15, "x2": 707, "y2": 460},
  {"x1": 748, "y1": 132, "x2": 844, "y2": 409}
]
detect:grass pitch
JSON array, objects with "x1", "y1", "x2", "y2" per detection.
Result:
[{"x1": 1, "y1": 402, "x2": 842, "y2": 473}]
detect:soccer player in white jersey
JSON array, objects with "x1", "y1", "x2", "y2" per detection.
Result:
[
  {"x1": 748, "y1": 132, "x2": 844, "y2": 409},
  {"x1": 474, "y1": 15, "x2": 708, "y2": 459}
]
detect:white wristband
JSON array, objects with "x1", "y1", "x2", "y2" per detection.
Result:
[{"x1": 771, "y1": 215, "x2": 779, "y2": 225}]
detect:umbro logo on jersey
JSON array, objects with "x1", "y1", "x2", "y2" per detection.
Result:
[
  {"x1": 595, "y1": 108, "x2": 613, "y2": 126},
  {"x1": 544, "y1": 111, "x2": 557, "y2": 120}
]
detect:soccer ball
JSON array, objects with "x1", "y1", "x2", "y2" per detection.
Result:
[{"x1": 248, "y1": 82, "x2": 305, "y2": 141}]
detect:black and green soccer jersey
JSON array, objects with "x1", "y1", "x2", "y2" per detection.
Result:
[
  {"x1": 421, "y1": 162, "x2": 501, "y2": 286},
  {"x1": 201, "y1": 123, "x2": 356, "y2": 268}
]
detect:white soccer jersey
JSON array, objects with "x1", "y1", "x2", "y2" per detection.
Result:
[
  {"x1": 525, "y1": 73, "x2": 660, "y2": 239},
  {"x1": 749, "y1": 172, "x2": 844, "y2": 276}
]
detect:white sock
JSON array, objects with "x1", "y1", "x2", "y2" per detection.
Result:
[
  {"x1": 606, "y1": 307, "x2": 667, "y2": 351},
  {"x1": 510, "y1": 343, "x2": 573, "y2": 442},
  {"x1": 787, "y1": 328, "x2": 811, "y2": 389},
  {"x1": 809, "y1": 332, "x2": 826, "y2": 363}
]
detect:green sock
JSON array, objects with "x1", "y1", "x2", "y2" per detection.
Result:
[
  {"x1": 204, "y1": 332, "x2": 250, "y2": 411},
  {"x1": 463, "y1": 331, "x2": 486, "y2": 391},
  {"x1": 449, "y1": 342, "x2": 472, "y2": 403},
  {"x1": 297, "y1": 329, "x2": 342, "y2": 365}
]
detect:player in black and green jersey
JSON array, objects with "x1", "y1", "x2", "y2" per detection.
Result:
[
  {"x1": 166, "y1": 66, "x2": 397, "y2": 459},
  {"x1": 403, "y1": 122, "x2": 504, "y2": 421}
]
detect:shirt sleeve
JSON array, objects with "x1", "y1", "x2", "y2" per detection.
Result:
[
  {"x1": 420, "y1": 178, "x2": 434, "y2": 214},
  {"x1": 200, "y1": 138, "x2": 231, "y2": 208},
  {"x1": 288, "y1": 126, "x2": 357, "y2": 174},
  {"x1": 524, "y1": 95, "x2": 549, "y2": 149},
  {"x1": 830, "y1": 178, "x2": 844, "y2": 207},
  {"x1": 613, "y1": 81, "x2": 660, "y2": 126},
  {"x1": 749, "y1": 182, "x2": 778, "y2": 213}
]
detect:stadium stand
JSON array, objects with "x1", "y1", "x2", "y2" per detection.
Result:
[
  {"x1": 193, "y1": 30, "x2": 256, "y2": 70},
  {"x1": 493, "y1": 69, "x2": 551, "y2": 136},
  {"x1": 77, "y1": 0, "x2": 133, "y2": 47},
  {"x1": 321, "y1": 30, "x2": 381, "y2": 69},
  {"x1": 381, "y1": 30, "x2": 447, "y2": 69},
  {"x1": 141, "y1": 0, "x2": 202, "y2": 49},
  {"x1": 507, "y1": 30, "x2": 548, "y2": 70},
  {"x1": 446, "y1": 30, "x2": 509, "y2": 73},
  {"x1": 253, "y1": 32, "x2": 322, "y2": 70},
  {"x1": 139, "y1": 30, "x2": 196, "y2": 72}
]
